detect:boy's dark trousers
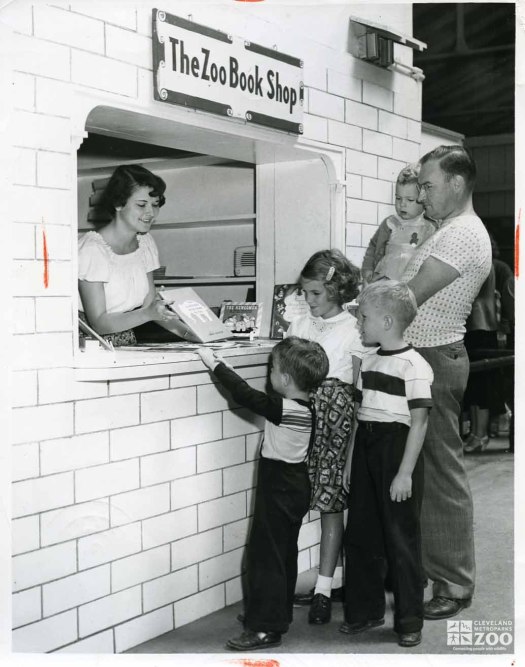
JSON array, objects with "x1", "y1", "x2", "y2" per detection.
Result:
[
  {"x1": 245, "y1": 456, "x2": 311, "y2": 634},
  {"x1": 344, "y1": 421, "x2": 424, "y2": 634}
]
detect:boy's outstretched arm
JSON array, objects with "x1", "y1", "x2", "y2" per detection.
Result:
[{"x1": 390, "y1": 407, "x2": 429, "y2": 502}]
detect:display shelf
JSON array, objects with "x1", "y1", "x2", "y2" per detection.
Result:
[{"x1": 154, "y1": 276, "x2": 255, "y2": 285}]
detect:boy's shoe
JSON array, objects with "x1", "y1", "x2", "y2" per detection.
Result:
[
  {"x1": 398, "y1": 631, "x2": 422, "y2": 647},
  {"x1": 339, "y1": 618, "x2": 385, "y2": 634},
  {"x1": 308, "y1": 593, "x2": 331, "y2": 624},
  {"x1": 226, "y1": 629, "x2": 282, "y2": 651},
  {"x1": 424, "y1": 596, "x2": 471, "y2": 620},
  {"x1": 294, "y1": 586, "x2": 344, "y2": 606}
]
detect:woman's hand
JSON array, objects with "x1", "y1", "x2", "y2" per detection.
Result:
[{"x1": 147, "y1": 295, "x2": 179, "y2": 322}]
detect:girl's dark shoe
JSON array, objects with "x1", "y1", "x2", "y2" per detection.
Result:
[
  {"x1": 226, "y1": 629, "x2": 282, "y2": 651},
  {"x1": 308, "y1": 593, "x2": 332, "y2": 624}
]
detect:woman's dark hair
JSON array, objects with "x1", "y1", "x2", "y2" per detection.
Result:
[
  {"x1": 95, "y1": 164, "x2": 167, "y2": 224},
  {"x1": 299, "y1": 248, "x2": 361, "y2": 305}
]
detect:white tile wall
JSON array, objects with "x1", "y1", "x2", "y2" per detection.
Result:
[
  {"x1": 35, "y1": 297, "x2": 73, "y2": 333},
  {"x1": 75, "y1": 394, "x2": 140, "y2": 434},
  {"x1": 55, "y1": 630, "x2": 114, "y2": 654},
  {"x1": 171, "y1": 528, "x2": 223, "y2": 572},
  {"x1": 41, "y1": 431, "x2": 109, "y2": 475},
  {"x1": 110, "y1": 484, "x2": 170, "y2": 527},
  {"x1": 346, "y1": 197, "x2": 378, "y2": 225},
  {"x1": 35, "y1": 77, "x2": 73, "y2": 117},
  {"x1": 12, "y1": 516, "x2": 40, "y2": 556},
  {"x1": 13, "y1": 148, "x2": 36, "y2": 186},
  {"x1": 301, "y1": 113, "x2": 328, "y2": 142},
  {"x1": 114, "y1": 606, "x2": 174, "y2": 653},
  {"x1": 12, "y1": 472, "x2": 74, "y2": 518},
  {"x1": 196, "y1": 383, "x2": 232, "y2": 413},
  {"x1": 13, "y1": 72, "x2": 35, "y2": 111},
  {"x1": 378, "y1": 156, "x2": 408, "y2": 182},
  {"x1": 346, "y1": 222, "x2": 362, "y2": 247},
  {"x1": 245, "y1": 433, "x2": 262, "y2": 461},
  {"x1": 34, "y1": 4, "x2": 105, "y2": 53},
  {"x1": 362, "y1": 177, "x2": 393, "y2": 205},
  {"x1": 327, "y1": 68, "x2": 361, "y2": 101},
  {"x1": 12, "y1": 588, "x2": 42, "y2": 629},
  {"x1": 378, "y1": 110, "x2": 409, "y2": 140},
  {"x1": 143, "y1": 566, "x2": 198, "y2": 612},
  {"x1": 308, "y1": 89, "x2": 345, "y2": 121},
  {"x1": 223, "y1": 461, "x2": 257, "y2": 495},
  {"x1": 109, "y1": 376, "x2": 169, "y2": 396},
  {"x1": 11, "y1": 34, "x2": 70, "y2": 80},
  {"x1": 198, "y1": 492, "x2": 246, "y2": 532},
  {"x1": 140, "y1": 387, "x2": 196, "y2": 423},
  {"x1": 346, "y1": 148, "x2": 378, "y2": 178},
  {"x1": 71, "y1": 50, "x2": 137, "y2": 97},
  {"x1": 142, "y1": 506, "x2": 197, "y2": 550},
  {"x1": 43, "y1": 566, "x2": 111, "y2": 616},
  {"x1": 12, "y1": 298, "x2": 35, "y2": 334},
  {"x1": 363, "y1": 81, "x2": 394, "y2": 111},
  {"x1": 11, "y1": 370, "x2": 37, "y2": 408},
  {"x1": 393, "y1": 137, "x2": 420, "y2": 163},
  {"x1": 12, "y1": 402, "x2": 74, "y2": 445},
  {"x1": 13, "y1": 542, "x2": 77, "y2": 592},
  {"x1": 12, "y1": 443, "x2": 39, "y2": 481},
  {"x1": 170, "y1": 471, "x2": 222, "y2": 511},
  {"x1": 171, "y1": 412, "x2": 222, "y2": 449},
  {"x1": 197, "y1": 436, "x2": 245, "y2": 473},
  {"x1": 12, "y1": 112, "x2": 71, "y2": 153},
  {"x1": 225, "y1": 576, "x2": 244, "y2": 606},
  {"x1": 110, "y1": 421, "x2": 169, "y2": 460},
  {"x1": 79, "y1": 587, "x2": 142, "y2": 638},
  {"x1": 76, "y1": 459, "x2": 139, "y2": 502},
  {"x1": 199, "y1": 548, "x2": 244, "y2": 589},
  {"x1": 12, "y1": 331, "x2": 73, "y2": 370},
  {"x1": 70, "y1": 2, "x2": 137, "y2": 30},
  {"x1": 223, "y1": 517, "x2": 250, "y2": 552},
  {"x1": 78, "y1": 523, "x2": 142, "y2": 570},
  {"x1": 105, "y1": 24, "x2": 152, "y2": 68},
  {"x1": 345, "y1": 100, "x2": 378, "y2": 130},
  {"x1": 41, "y1": 499, "x2": 110, "y2": 546},
  {"x1": 174, "y1": 584, "x2": 225, "y2": 628},
  {"x1": 12, "y1": 184, "x2": 72, "y2": 226},
  {"x1": 363, "y1": 129, "x2": 393, "y2": 159},
  {"x1": 12, "y1": 223, "x2": 36, "y2": 261},
  {"x1": 223, "y1": 408, "x2": 264, "y2": 439},
  {"x1": 328, "y1": 120, "x2": 362, "y2": 150},
  {"x1": 12, "y1": 610, "x2": 78, "y2": 653},
  {"x1": 140, "y1": 447, "x2": 196, "y2": 487},
  {"x1": 111, "y1": 545, "x2": 170, "y2": 592}
]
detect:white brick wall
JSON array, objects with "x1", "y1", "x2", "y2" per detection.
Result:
[
  {"x1": 12, "y1": 610, "x2": 78, "y2": 653},
  {"x1": 35, "y1": 297, "x2": 73, "y2": 333},
  {"x1": 110, "y1": 421, "x2": 169, "y2": 460},
  {"x1": 12, "y1": 34, "x2": 70, "y2": 80},
  {"x1": 378, "y1": 157, "x2": 408, "y2": 182},
  {"x1": 40, "y1": 431, "x2": 109, "y2": 474},
  {"x1": 171, "y1": 528, "x2": 223, "y2": 572},
  {"x1": 362, "y1": 177, "x2": 393, "y2": 205},
  {"x1": 223, "y1": 517, "x2": 250, "y2": 552},
  {"x1": 346, "y1": 148, "x2": 377, "y2": 178},
  {"x1": 13, "y1": 588, "x2": 42, "y2": 629},
  {"x1": 12, "y1": 402, "x2": 73, "y2": 444},
  {"x1": 171, "y1": 412, "x2": 222, "y2": 448},
  {"x1": 223, "y1": 461, "x2": 257, "y2": 495},
  {"x1": 12, "y1": 223, "x2": 36, "y2": 260},
  {"x1": 12, "y1": 443, "x2": 39, "y2": 481},
  {"x1": 41, "y1": 499, "x2": 110, "y2": 546},
  {"x1": 13, "y1": 148, "x2": 36, "y2": 186},
  {"x1": 363, "y1": 129, "x2": 393, "y2": 158},
  {"x1": 363, "y1": 81, "x2": 394, "y2": 111},
  {"x1": 346, "y1": 197, "x2": 378, "y2": 225},
  {"x1": 328, "y1": 119, "x2": 362, "y2": 150},
  {"x1": 142, "y1": 506, "x2": 197, "y2": 550},
  {"x1": 111, "y1": 546, "x2": 170, "y2": 592},
  {"x1": 78, "y1": 523, "x2": 142, "y2": 570},
  {"x1": 10, "y1": 370, "x2": 37, "y2": 408},
  {"x1": 199, "y1": 548, "x2": 244, "y2": 589},
  {"x1": 71, "y1": 50, "x2": 137, "y2": 97},
  {"x1": 378, "y1": 110, "x2": 409, "y2": 140},
  {"x1": 140, "y1": 447, "x2": 196, "y2": 487},
  {"x1": 197, "y1": 436, "x2": 245, "y2": 473},
  {"x1": 141, "y1": 387, "x2": 196, "y2": 423},
  {"x1": 43, "y1": 566, "x2": 111, "y2": 616},
  {"x1": 110, "y1": 484, "x2": 170, "y2": 527},
  {"x1": 308, "y1": 89, "x2": 344, "y2": 121},
  {"x1": 34, "y1": 4, "x2": 105, "y2": 54},
  {"x1": 12, "y1": 72, "x2": 35, "y2": 111},
  {"x1": 302, "y1": 113, "x2": 328, "y2": 142},
  {"x1": 12, "y1": 112, "x2": 71, "y2": 153},
  {"x1": 13, "y1": 542, "x2": 77, "y2": 592},
  {"x1": 170, "y1": 470, "x2": 222, "y2": 510},
  {"x1": 143, "y1": 565, "x2": 198, "y2": 612},
  {"x1": 55, "y1": 630, "x2": 114, "y2": 654},
  {"x1": 198, "y1": 492, "x2": 246, "y2": 532},
  {"x1": 223, "y1": 408, "x2": 264, "y2": 438},
  {"x1": 327, "y1": 68, "x2": 361, "y2": 101},
  {"x1": 37, "y1": 152, "x2": 72, "y2": 190},
  {"x1": 12, "y1": 516, "x2": 40, "y2": 556},
  {"x1": 114, "y1": 606, "x2": 174, "y2": 653},
  {"x1": 12, "y1": 184, "x2": 72, "y2": 225},
  {"x1": 174, "y1": 584, "x2": 224, "y2": 628},
  {"x1": 345, "y1": 100, "x2": 378, "y2": 130},
  {"x1": 109, "y1": 376, "x2": 169, "y2": 396},
  {"x1": 79, "y1": 587, "x2": 142, "y2": 638},
  {"x1": 75, "y1": 394, "x2": 140, "y2": 434},
  {"x1": 76, "y1": 459, "x2": 139, "y2": 502},
  {"x1": 12, "y1": 298, "x2": 35, "y2": 334},
  {"x1": 35, "y1": 78, "x2": 73, "y2": 117},
  {"x1": 105, "y1": 24, "x2": 152, "y2": 68},
  {"x1": 12, "y1": 472, "x2": 74, "y2": 518}
]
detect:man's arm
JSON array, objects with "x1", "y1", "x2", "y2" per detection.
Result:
[{"x1": 407, "y1": 256, "x2": 460, "y2": 306}]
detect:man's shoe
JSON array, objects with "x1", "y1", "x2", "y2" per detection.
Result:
[
  {"x1": 339, "y1": 618, "x2": 385, "y2": 634},
  {"x1": 226, "y1": 629, "x2": 282, "y2": 651},
  {"x1": 308, "y1": 593, "x2": 331, "y2": 624},
  {"x1": 424, "y1": 596, "x2": 472, "y2": 620},
  {"x1": 293, "y1": 586, "x2": 344, "y2": 606},
  {"x1": 398, "y1": 631, "x2": 422, "y2": 647}
]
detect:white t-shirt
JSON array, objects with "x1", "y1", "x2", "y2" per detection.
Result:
[
  {"x1": 402, "y1": 214, "x2": 492, "y2": 347},
  {"x1": 286, "y1": 309, "x2": 367, "y2": 385},
  {"x1": 78, "y1": 231, "x2": 160, "y2": 314}
]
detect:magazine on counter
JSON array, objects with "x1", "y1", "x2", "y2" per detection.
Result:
[
  {"x1": 270, "y1": 284, "x2": 310, "y2": 339},
  {"x1": 220, "y1": 302, "x2": 262, "y2": 338}
]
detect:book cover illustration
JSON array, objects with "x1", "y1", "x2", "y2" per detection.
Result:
[
  {"x1": 220, "y1": 302, "x2": 263, "y2": 338},
  {"x1": 270, "y1": 284, "x2": 310, "y2": 339},
  {"x1": 158, "y1": 287, "x2": 233, "y2": 343}
]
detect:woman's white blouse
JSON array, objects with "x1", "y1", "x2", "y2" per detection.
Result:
[
  {"x1": 286, "y1": 310, "x2": 367, "y2": 385},
  {"x1": 78, "y1": 231, "x2": 160, "y2": 314}
]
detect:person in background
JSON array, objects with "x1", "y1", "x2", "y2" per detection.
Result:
[
  {"x1": 402, "y1": 145, "x2": 492, "y2": 620},
  {"x1": 198, "y1": 337, "x2": 329, "y2": 651},
  {"x1": 287, "y1": 249, "x2": 366, "y2": 625},
  {"x1": 78, "y1": 164, "x2": 192, "y2": 346},
  {"x1": 463, "y1": 236, "x2": 512, "y2": 453},
  {"x1": 361, "y1": 164, "x2": 435, "y2": 284},
  {"x1": 341, "y1": 281, "x2": 433, "y2": 648}
]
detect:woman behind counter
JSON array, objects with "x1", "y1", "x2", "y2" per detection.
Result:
[{"x1": 78, "y1": 164, "x2": 191, "y2": 346}]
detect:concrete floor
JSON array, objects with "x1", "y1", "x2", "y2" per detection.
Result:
[{"x1": 128, "y1": 436, "x2": 514, "y2": 656}]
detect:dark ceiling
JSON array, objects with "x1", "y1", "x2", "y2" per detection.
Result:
[{"x1": 413, "y1": 3, "x2": 515, "y2": 137}]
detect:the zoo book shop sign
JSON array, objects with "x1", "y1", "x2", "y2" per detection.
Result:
[{"x1": 152, "y1": 9, "x2": 304, "y2": 134}]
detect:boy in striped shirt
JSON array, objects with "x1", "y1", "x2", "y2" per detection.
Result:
[
  {"x1": 198, "y1": 337, "x2": 329, "y2": 652},
  {"x1": 341, "y1": 281, "x2": 433, "y2": 648}
]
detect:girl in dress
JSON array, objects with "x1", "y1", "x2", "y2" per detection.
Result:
[{"x1": 287, "y1": 249, "x2": 365, "y2": 624}]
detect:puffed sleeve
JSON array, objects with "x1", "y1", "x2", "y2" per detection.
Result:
[
  {"x1": 140, "y1": 233, "x2": 161, "y2": 273},
  {"x1": 78, "y1": 233, "x2": 110, "y2": 282}
]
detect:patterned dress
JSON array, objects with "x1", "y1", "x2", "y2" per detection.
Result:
[{"x1": 286, "y1": 310, "x2": 367, "y2": 512}]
